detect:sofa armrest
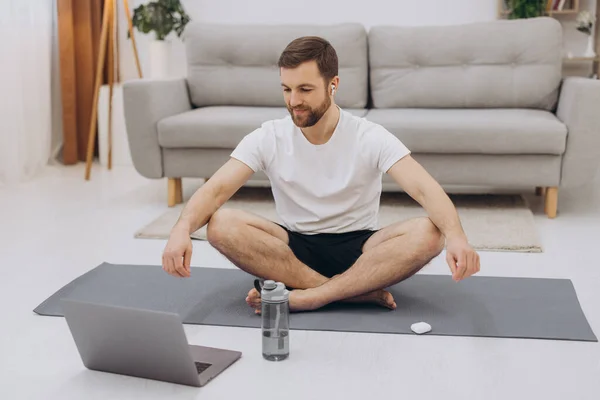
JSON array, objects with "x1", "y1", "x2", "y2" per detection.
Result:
[
  {"x1": 123, "y1": 78, "x2": 192, "y2": 179},
  {"x1": 556, "y1": 77, "x2": 600, "y2": 188}
]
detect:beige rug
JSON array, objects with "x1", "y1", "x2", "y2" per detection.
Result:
[{"x1": 135, "y1": 187, "x2": 543, "y2": 253}]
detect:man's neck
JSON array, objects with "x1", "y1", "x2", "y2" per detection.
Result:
[{"x1": 301, "y1": 104, "x2": 340, "y2": 145}]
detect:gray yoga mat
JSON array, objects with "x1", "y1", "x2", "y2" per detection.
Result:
[{"x1": 34, "y1": 262, "x2": 597, "y2": 342}]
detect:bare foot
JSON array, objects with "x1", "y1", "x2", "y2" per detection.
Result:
[
  {"x1": 246, "y1": 288, "x2": 262, "y2": 314},
  {"x1": 246, "y1": 287, "x2": 322, "y2": 313},
  {"x1": 341, "y1": 289, "x2": 397, "y2": 310},
  {"x1": 329, "y1": 274, "x2": 396, "y2": 310},
  {"x1": 245, "y1": 287, "x2": 396, "y2": 314}
]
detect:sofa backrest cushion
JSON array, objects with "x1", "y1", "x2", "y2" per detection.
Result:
[
  {"x1": 183, "y1": 22, "x2": 368, "y2": 108},
  {"x1": 368, "y1": 17, "x2": 563, "y2": 110}
]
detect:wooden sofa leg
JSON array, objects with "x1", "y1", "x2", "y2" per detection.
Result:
[
  {"x1": 544, "y1": 187, "x2": 558, "y2": 219},
  {"x1": 168, "y1": 178, "x2": 183, "y2": 207},
  {"x1": 535, "y1": 186, "x2": 546, "y2": 196},
  {"x1": 175, "y1": 178, "x2": 183, "y2": 204}
]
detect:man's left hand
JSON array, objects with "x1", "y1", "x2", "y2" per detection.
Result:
[{"x1": 445, "y1": 237, "x2": 480, "y2": 281}]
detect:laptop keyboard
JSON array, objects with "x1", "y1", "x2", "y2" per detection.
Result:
[{"x1": 195, "y1": 362, "x2": 212, "y2": 374}]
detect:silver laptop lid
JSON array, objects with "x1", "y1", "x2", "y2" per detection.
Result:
[{"x1": 60, "y1": 298, "x2": 201, "y2": 387}]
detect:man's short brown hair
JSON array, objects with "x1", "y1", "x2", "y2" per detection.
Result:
[{"x1": 277, "y1": 36, "x2": 338, "y2": 82}]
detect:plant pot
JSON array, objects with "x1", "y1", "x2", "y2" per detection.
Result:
[
  {"x1": 584, "y1": 35, "x2": 596, "y2": 58},
  {"x1": 149, "y1": 40, "x2": 171, "y2": 78}
]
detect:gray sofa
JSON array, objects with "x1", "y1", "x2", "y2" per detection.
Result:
[{"x1": 123, "y1": 17, "x2": 600, "y2": 218}]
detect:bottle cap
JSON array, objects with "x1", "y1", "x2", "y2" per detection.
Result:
[
  {"x1": 261, "y1": 280, "x2": 289, "y2": 303},
  {"x1": 263, "y1": 280, "x2": 277, "y2": 290}
]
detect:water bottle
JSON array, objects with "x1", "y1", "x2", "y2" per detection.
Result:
[{"x1": 261, "y1": 280, "x2": 290, "y2": 361}]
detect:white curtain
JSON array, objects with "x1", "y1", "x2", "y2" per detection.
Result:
[{"x1": 0, "y1": 0, "x2": 53, "y2": 185}]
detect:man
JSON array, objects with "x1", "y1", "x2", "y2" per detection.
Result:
[{"x1": 162, "y1": 36, "x2": 480, "y2": 313}]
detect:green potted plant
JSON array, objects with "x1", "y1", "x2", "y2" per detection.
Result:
[
  {"x1": 129, "y1": 0, "x2": 191, "y2": 78},
  {"x1": 506, "y1": 0, "x2": 547, "y2": 19}
]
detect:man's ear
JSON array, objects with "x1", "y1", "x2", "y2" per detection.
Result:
[{"x1": 329, "y1": 77, "x2": 340, "y2": 95}]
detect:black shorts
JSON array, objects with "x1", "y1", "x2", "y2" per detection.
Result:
[{"x1": 278, "y1": 225, "x2": 378, "y2": 278}]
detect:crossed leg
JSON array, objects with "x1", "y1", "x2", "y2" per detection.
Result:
[
  {"x1": 206, "y1": 209, "x2": 390, "y2": 311},
  {"x1": 295, "y1": 216, "x2": 445, "y2": 311},
  {"x1": 207, "y1": 209, "x2": 444, "y2": 312}
]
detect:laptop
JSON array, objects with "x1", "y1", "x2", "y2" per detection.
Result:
[{"x1": 60, "y1": 298, "x2": 242, "y2": 387}]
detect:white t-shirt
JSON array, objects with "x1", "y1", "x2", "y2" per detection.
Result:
[{"x1": 230, "y1": 107, "x2": 411, "y2": 234}]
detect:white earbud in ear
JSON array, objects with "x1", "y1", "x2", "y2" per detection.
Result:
[{"x1": 331, "y1": 85, "x2": 336, "y2": 95}]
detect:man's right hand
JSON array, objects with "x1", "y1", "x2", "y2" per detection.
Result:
[
  {"x1": 160, "y1": 158, "x2": 255, "y2": 278},
  {"x1": 162, "y1": 226, "x2": 193, "y2": 278}
]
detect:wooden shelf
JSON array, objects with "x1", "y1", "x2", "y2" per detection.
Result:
[
  {"x1": 548, "y1": 9, "x2": 579, "y2": 15},
  {"x1": 564, "y1": 57, "x2": 600, "y2": 62},
  {"x1": 498, "y1": 9, "x2": 578, "y2": 17}
]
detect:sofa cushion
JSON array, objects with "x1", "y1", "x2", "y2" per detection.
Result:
[
  {"x1": 364, "y1": 108, "x2": 567, "y2": 155},
  {"x1": 368, "y1": 17, "x2": 562, "y2": 110},
  {"x1": 183, "y1": 22, "x2": 368, "y2": 109},
  {"x1": 158, "y1": 106, "x2": 369, "y2": 148}
]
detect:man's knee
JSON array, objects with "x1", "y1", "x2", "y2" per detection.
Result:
[
  {"x1": 414, "y1": 217, "x2": 445, "y2": 257},
  {"x1": 206, "y1": 208, "x2": 245, "y2": 248}
]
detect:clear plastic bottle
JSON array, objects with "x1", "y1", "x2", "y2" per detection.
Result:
[{"x1": 261, "y1": 280, "x2": 290, "y2": 361}]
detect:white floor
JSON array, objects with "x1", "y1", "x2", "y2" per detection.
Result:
[{"x1": 2, "y1": 163, "x2": 600, "y2": 400}]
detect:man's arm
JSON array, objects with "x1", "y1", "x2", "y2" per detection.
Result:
[
  {"x1": 173, "y1": 158, "x2": 255, "y2": 234},
  {"x1": 386, "y1": 155, "x2": 480, "y2": 281},
  {"x1": 386, "y1": 155, "x2": 466, "y2": 241},
  {"x1": 162, "y1": 158, "x2": 254, "y2": 278}
]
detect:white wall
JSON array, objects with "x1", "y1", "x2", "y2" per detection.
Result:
[{"x1": 116, "y1": 0, "x2": 597, "y2": 81}]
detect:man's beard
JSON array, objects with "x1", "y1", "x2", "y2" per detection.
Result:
[{"x1": 288, "y1": 94, "x2": 331, "y2": 128}]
